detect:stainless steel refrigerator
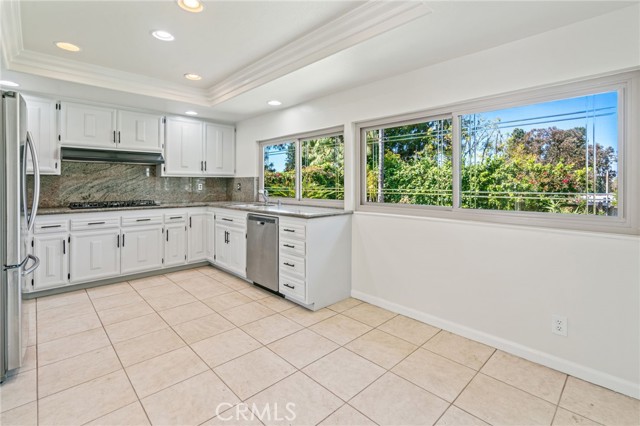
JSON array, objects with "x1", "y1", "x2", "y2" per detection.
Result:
[{"x1": 1, "y1": 91, "x2": 41, "y2": 382}]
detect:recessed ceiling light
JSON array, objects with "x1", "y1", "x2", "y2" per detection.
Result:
[
  {"x1": 177, "y1": 0, "x2": 204, "y2": 13},
  {"x1": 185, "y1": 111, "x2": 198, "y2": 116},
  {"x1": 151, "y1": 30, "x2": 175, "y2": 41},
  {"x1": 184, "y1": 73, "x2": 202, "y2": 81},
  {"x1": 0, "y1": 80, "x2": 20, "y2": 87},
  {"x1": 267, "y1": 100, "x2": 282, "y2": 106},
  {"x1": 55, "y1": 41, "x2": 81, "y2": 52}
]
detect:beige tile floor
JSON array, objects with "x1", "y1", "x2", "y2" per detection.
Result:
[{"x1": 1, "y1": 266, "x2": 638, "y2": 426}]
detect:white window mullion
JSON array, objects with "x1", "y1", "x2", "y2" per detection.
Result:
[
  {"x1": 452, "y1": 113, "x2": 461, "y2": 210},
  {"x1": 295, "y1": 139, "x2": 302, "y2": 201}
]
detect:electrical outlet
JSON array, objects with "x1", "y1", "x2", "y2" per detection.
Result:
[
  {"x1": 552, "y1": 315, "x2": 568, "y2": 337},
  {"x1": 197, "y1": 183, "x2": 203, "y2": 191},
  {"x1": 236, "y1": 182, "x2": 242, "y2": 191}
]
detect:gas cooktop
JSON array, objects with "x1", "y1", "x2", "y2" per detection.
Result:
[{"x1": 68, "y1": 200, "x2": 159, "y2": 210}]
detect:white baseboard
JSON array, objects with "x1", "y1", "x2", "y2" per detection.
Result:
[{"x1": 351, "y1": 290, "x2": 640, "y2": 400}]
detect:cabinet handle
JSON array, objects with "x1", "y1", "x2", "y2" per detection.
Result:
[
  {"x1": 189, "y1": 217, "x2": 192, "y2": 228},
  {"x1": 166, "y1": 230, "x2": 169, "y2": 242},
  {"x1": 41, "y1": 224, "x2": 61, "y2": 229},
  {"x1": 283, "y1": 283, "x2": 295, "y2": 289},
  {"x1": 117, "y1": 131, "x2": 121, "y2": 144},
  {"x1": 284, "y1": 262, "x2": 295, "y2": 267},
  {"x1": 222, "y1": 218, "x2": 233, "y2": 222},
  {"x1": 283, "y1": 244, "x2": 294, "y2": 248},
  {"x1": 88, "y1": 222, "x2": 105, "y2": 225},
  {"x1": 136, "y1": 218, "x2": 151, "y2": 222},
  {"x1": 62, "y1": 239, "x2": 66, "y2": 255},
  {"x1": 122, "y1": 233, "x2": 125, "y2": 247},
  {"x1": 113, "y1": 130, "x2": 116, "y2": 143},
  {"x1": 204, "y1": 161, "x2": 207, "y2": 171},
  {"x1": 117, "y1": 234, "x2": 120, "y2": 248},
  {"x1": 283, "y1": 228, "x2": 295, "y2": 233},
  {"x1": 225, "y1": 230, "x2": 229, "y2": 244},
  {"x1": 200, "y1": 161, "x2": 203, "y2": 171},
  {"x1": 169, "y1": 216, "x2": 182, "y2": 219}
]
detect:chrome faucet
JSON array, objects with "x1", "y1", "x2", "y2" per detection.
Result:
[{"x1": 258, "y1": 189, "x2": 269, "y2": 205}]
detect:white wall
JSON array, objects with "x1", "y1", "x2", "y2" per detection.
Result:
[{"x1": 236, "y1": 6, "x2": 640, "y2": 397}]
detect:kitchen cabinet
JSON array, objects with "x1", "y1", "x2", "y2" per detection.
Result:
[
  {"x1": 32, "y1": 233, "x2": 69, "y2": 291},
  {"x1": 163, "y1": 117, "x2": 203, "y2": 176},
  {"x1": 187, "y1": 212, "x2": 207, "y2": 262},
  {"x1": 24, "y1": 96, "x2": 60, "y2": 175},
  {"x1": 164, "y1": 214, "x2": 187, "y2": 267},
  {"x1": 60, "y1": 102, "x2": 163, "y2": 152},
  {"x1": 214, "y1": 210, "x2": 246, "y2": 277},
  {"x1": 70, "y1": 227, "x2": 121, "y2": 283},
  {"x1": 204, "y1": 123, "x2": 235, "y2": 176},
  {"x1": 163, "y1": 118, "x2": 236, "y2": 177},
  {"x1": 206, "y1": 211, "x2": 215, "y2": 262},
  {"x1": 120, "y1": 224, "x2": 163, "y2": 274},
  {"x1": 278, "y1": 215, "x2": 351, "y2": 310}
]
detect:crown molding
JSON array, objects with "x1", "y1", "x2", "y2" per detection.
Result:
[
  {"x1": 1, "y1": 0, "x2": 431, "y2": 108},
  {"x1": 205, "y1": 1, "x2": 432, "y2": 105}
]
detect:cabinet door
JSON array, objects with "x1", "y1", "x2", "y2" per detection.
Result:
[
  {"x1": 24, "y1": 96, "x2": 59, "y2": 175},
  {"x1": 117, "y1": 110, "x2": 163, "y2": 152},
  {"x1": 121, "y1": 226, "x2": 163, "y2": 274},
  {"x1": 165, "y1": 223, "x2": 187, "y2": 267},
  {"x1": 215, "y1": 225, "x2": 246, "y2": 277},
  {"x1": 32, "y1": 234, "x2": 68, "y2": 290},
  {"x1": 60, "y1": 102, "x2": 117, "y2": 149},
  {"x1": 70, "y1": 230, "x2": 120, "y2": 283},
  {"x1": 214, "y1": 225, "x2": 230, "y2": 269},
  {"x1": 164, "y1": 118, "x2": 203, "y2": 176},
  {"x1": 187, "y1": 213, "x2": 207, "y2": 262},
  {"x1": 204, "y1": 123, "x2": 235, "y2": 176},
  {"x1": 206, "y1": 212, "x2": 215, "y2": 262}
]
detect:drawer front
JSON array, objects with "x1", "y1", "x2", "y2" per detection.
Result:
[
  {"x1": 121, "y1": 215, "x2": 163, "y2": 227},
  {"x1": 279, "y1": 273, "x2": 306, "y2": 301},
  {"x1": 279, "y1": 223, "x2": 306, "y2": 240},
  {"x1": 216, "y1": 211, "x2": 246, "y2": 227},
  {"x1": 34, "y1": 220, "x2": 69, "y2": 234},
  {"x1": 70, "y1": 217, "x2": 120, "y2": 231},
  {"x1": 280, "y1": 253, "x2": 305, "y2": 278},
  {"x1": 280, "y1": 238, "x2": 305, "y2": 257},
  {"x1": 164, "y1": 213, "x2": 187, "y2": 223}
]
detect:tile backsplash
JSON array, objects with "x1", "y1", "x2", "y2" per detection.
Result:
[{"x1": 29, "y1": 162, "x2": 257, "y2": 208}]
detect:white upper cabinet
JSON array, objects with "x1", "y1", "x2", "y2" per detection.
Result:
[
  {"x1": 164, "y1": 117, "x2": 204, "y2": 176},
  {"x1": 117, "y1": 110, "x2": 163, "y2": 152},
  {"x1": 60, "y1": 102, "x2": 117, "y2": 149},
  {"x1": 60, "y1": 102, "x2": 164, "y2": 152},
  {"x1": 164, "y1": 118, "x2": 235, "y2": 177},
  {"x1": 24, "y1": 96, "x2": 60, "y2": 175},
  {"x1": 204, "y1": 123, "x2": 235, "y2": 176}
]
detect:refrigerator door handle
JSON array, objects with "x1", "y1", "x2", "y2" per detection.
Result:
[
  {"x1": 21, "y1": 254, "x2": 39, "y2": 276},
  {"x1": 25, "y1": 131, "x2": 40, "y2": 232}
]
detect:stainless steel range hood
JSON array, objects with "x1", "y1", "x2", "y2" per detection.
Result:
[{"x1": 61, "y1": 147, "x2": 165, "y2": 165}]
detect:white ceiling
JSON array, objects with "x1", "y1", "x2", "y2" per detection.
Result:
[{"x1": 1, "y1": 1, "x2": 635, "y2": 123}]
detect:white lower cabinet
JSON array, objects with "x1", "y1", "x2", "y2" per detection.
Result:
[
  {"x1": 188, "y1": 212, "x2": 207, "y2": 262},
  {"x1": 215, "y1": 225, "x2": 246, "y2": 277},
  {"x1": 32, "y1": 233, "x2": 69, "y2": 290},
  {"x1": 121, "y1": 226, "x2": 163, "y2": 275},
  {"x1": 70, "y1": 229, "x2": 121, "y2": 283},
  {"x1": 164, "y1": 222, "x2": 187, "y2": 267}
]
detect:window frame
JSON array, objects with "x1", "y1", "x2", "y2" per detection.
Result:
[
  {"x1": 259, "y1": 126, "x2": 345, "y2": 207},
  {"x1": 356, "y1": 72, "x2": 637, "y2": 234}
]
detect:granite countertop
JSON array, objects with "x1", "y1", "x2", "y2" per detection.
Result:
[{"x1": 37, "y1": 202, "x2": 352, "y2": 219}]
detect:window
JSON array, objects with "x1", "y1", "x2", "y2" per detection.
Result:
[
  {"x1": 364, "y1": 117, "x2": 452, "y2": 207},
  {"x1": 260, "y1": 128, "x2": 344, "y2": 203},
  {"x1": 358, "y1": 74, "x2": 633, "y2": 232}
]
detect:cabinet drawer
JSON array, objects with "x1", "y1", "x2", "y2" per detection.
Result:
[
  {"x1": 121, "y1": 214, "x2": 163, "y2": 227},
  {"x1": 279, "y1": 273, "x2": 306, "y2": 301},
  {"x1": 34, "y1": 220, "x2": 69, "y2": 234},
  {"x1": 164, "y1": 213, "x2": 187, "y2": 223},
  {"x1": 280, "y1": 238, "x2": 305, "y2": 257},
  {"x1": 279, "y1": 223, "x2": 306, "y2": 240},
  {"x1": 216, "y1": 212, "x2": 246, "y2": 227},
  {"x1": 280, "y1": 254, "x2": 305, "y2": 278},
  {"x1": 70, "y1": 217, "x2": 120, "y2": 231}
]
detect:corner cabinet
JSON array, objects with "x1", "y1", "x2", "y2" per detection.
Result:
[
  {"x1": 59, "y1": 102, "x2": 163, "y2": 152},
  {"x1": 24, "y1": 96, "x2": 60, "y2": 175},
  {"x1": 163, "y1": 118, "x2": 235, "y2": 177}
]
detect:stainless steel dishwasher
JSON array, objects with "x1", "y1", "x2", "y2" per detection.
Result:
[{"x1": 246, "y1": 214, "x2": 279, "y2": 292}]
